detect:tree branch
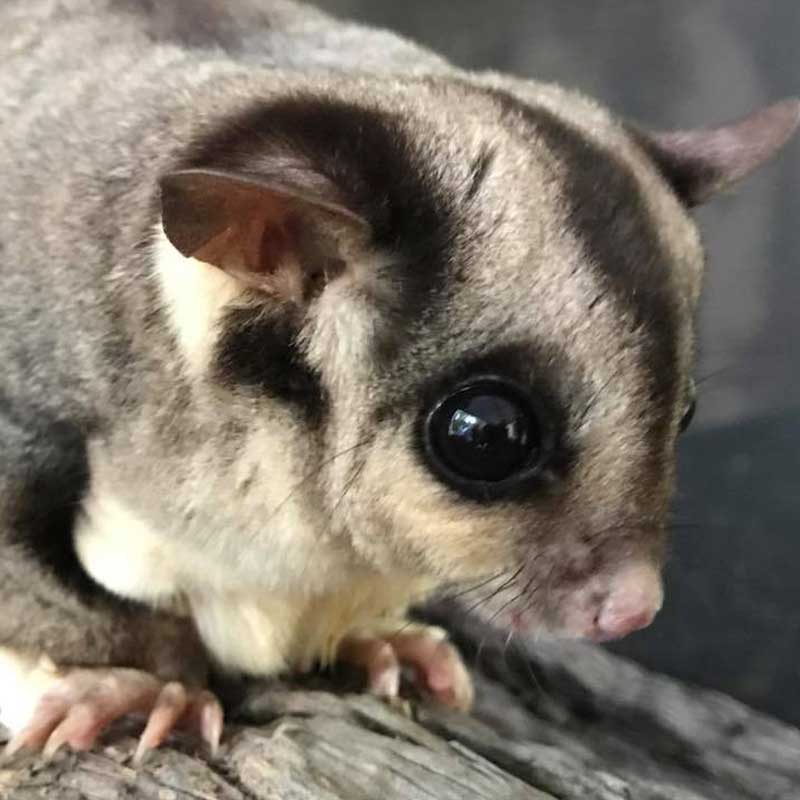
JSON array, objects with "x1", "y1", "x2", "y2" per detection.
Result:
[{"x1": 2, "y1": 614, "x2": 798, "y2": 799}]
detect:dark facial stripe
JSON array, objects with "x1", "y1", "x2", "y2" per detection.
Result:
[
  {"x1": 480, "y1": 87, "x2": 682, "y2": 424},
  {"x1": 213, "y1": 304, "x2": 326, "y2": 424}
]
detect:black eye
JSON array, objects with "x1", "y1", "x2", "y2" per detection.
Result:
[
  {"x1": 423, "y1": 378, "x2": 551, "y2": 497},
  {"x1": 679, "y1": 381, "x2": 697, "y2": 433}
]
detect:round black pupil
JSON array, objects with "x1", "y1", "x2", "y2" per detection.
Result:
[{"x1": 435, "y1": 390, "x2": 535, "y2": 482}]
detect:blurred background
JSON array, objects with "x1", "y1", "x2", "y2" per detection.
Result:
[{"x1": 315, "y1": 0, "x2": 800, "y2": 726}]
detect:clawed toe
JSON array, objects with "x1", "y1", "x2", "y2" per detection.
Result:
[
  {"x1": 338, "y1": 626, "x2": 474, "y2": 711},
  {"x1": 1, "y1": 666, "x2": 223, "y2": 764},
  {"x1": 135, "y1": 685, "x2": 223, "y2": 765},
  {"x1": 389, "y1": 630, "x2": 474, "y2": 711},
  {"x1": 339, "y1": 638, "x2": 401, "y2": 699}
]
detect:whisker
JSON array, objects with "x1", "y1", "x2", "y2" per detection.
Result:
[
  {"x1": 462, "y1": 564, "x2": 525, "y2": 617},
  {"x1": 473, "y1": 632, "x2": 489, "y2": 675},
  {"x1": 331, "y1": 454, "x2": 367, "y2": 514},
  {"x1": 264, "y1": 436, "x2": 374, "y2": 525},
  {"x1": 502, "y1": 627, "x2": 515, "y2": 657},
  {"x1": 694, "y1": 365, "x2": 733, "y2": 387},
  {"x1": 440, "y1": 569, "x2": 511, "y2": 603},
  {"x1": 509, "y1": 635, "x2": 546, "y2": 698},
  {"x1": 577, "y1": 380, "x2": 610, "y2": 428},
  {"x1": 485, "y1": 588, "x2": 526, "y2": 628},
  {"x1": 576, "y1": 368, "x2": 621, "y2": 430},
  {"x1": 515, "y1": 579, "x2": 546, "y2": 618}
]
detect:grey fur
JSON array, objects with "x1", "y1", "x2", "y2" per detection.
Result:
[{"x1": 0, "y1": 0, "x2": 796, "y2": 689}]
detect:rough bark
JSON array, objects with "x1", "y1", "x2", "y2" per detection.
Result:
[{"x1": 2, "y1": 613, "x2": 799, "y2": 800}]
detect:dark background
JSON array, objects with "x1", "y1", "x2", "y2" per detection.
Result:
[{"x1": 315, "y1": 1, "x2": 800, "y2": 726}]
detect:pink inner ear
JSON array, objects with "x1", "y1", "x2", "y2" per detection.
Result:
[
  {"x1": 238, "y1": 192, "x2": 294, "y2": 276},
  {"x1": 190, "y1": 188, "x2": 296, "y2": 287},
  {"x1": 191, "y1": 225, "x2": 239, "y2": 270},
  {"x1": 255, "y1": 219, "x2": 292, "y2": 275},
  {"x1": 161, "y1": 167, "x2": 369, "y2": 300}
]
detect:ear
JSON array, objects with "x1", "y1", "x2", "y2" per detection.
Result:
[
  {"x1": 636, "y1": 98, "x2": 800, "y2": 206},
  {"x1": 159, "y1": 168, "x2": 369, "y2": 301}
]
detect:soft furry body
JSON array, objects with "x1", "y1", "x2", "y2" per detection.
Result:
[
  {"x1": 0, "y1": 0, "x2": 455, "y2": 681},
  {"x1": 0, "y1": 0, "x2": 796, "y2": 751}
]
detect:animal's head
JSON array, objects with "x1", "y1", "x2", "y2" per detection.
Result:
[{"x1": 159, "y1": 75, "x2": 798, "y2": 641}]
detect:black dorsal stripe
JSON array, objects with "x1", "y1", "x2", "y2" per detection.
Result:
[{"x1": 480, "y1": 86, "x2": 682, "y2": 429}]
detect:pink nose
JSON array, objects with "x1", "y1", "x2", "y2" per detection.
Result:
[{"x1": 591, "y1": 563, "x2": 663, "y2": 642}]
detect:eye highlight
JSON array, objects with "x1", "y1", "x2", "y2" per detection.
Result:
[{"x1": 422, "y1": 376, "x2": 554, "y2": 501}]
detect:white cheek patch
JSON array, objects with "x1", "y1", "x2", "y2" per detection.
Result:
[
  {"x1": 0, "y1": 648, "x2": 61, "y2": 735},
  {"x1": 153, "y1": 225, "x2": 244, "y2": 376},
  {"x1": 73, "y1": 486, "x2": 433, "y2": 677},
  {"x1": 72, "y1": 491, "x2": 316, "y2": 675},
  {"x1": 188, "y1": 592, "x2": 298, "y2": 676},
  {"x1": 75, "y1": 491, "x2": 179, "y2": 605},
  {"x1": 73, "y1": 493, "x2": 297, "y2": 674}
]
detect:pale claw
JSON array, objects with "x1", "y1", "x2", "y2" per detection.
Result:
[
  {"x1": 388, "y1": 630, "x2": 474, "y2": 711},
  {"x1": 338, "y1": 638, "x2": 401, "y2": 699},
  {"x1": 1, "y1": 666, "x2": 223, "y2": 763},
  {"x1": 136, "y1": 686, "x2": 223, "y2": 764},
  {"x1": 339, "y1": 626, "x2": 473, "y2": 711},
  {"x1": 196, "y1": 692, "x2": 225, "y2": 758},
  {"x1": 134, "y1": 682, "x2": 189, "y2": 765}
]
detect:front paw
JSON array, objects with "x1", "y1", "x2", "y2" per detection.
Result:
[
  {"x1": 1, "y1": 657, "x2": 223, "y2": 765},
  {"x1": 338, "y1": 625, "x2": 473, "y2": 711}
]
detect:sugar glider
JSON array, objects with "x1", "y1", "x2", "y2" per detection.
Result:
[{"x1": 0, "y1": 0, "x2": 797, "y2": 762}]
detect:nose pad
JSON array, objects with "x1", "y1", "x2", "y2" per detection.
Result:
[{"x1": 591, "y1": 563, "x2": 663, "y2": 642}]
